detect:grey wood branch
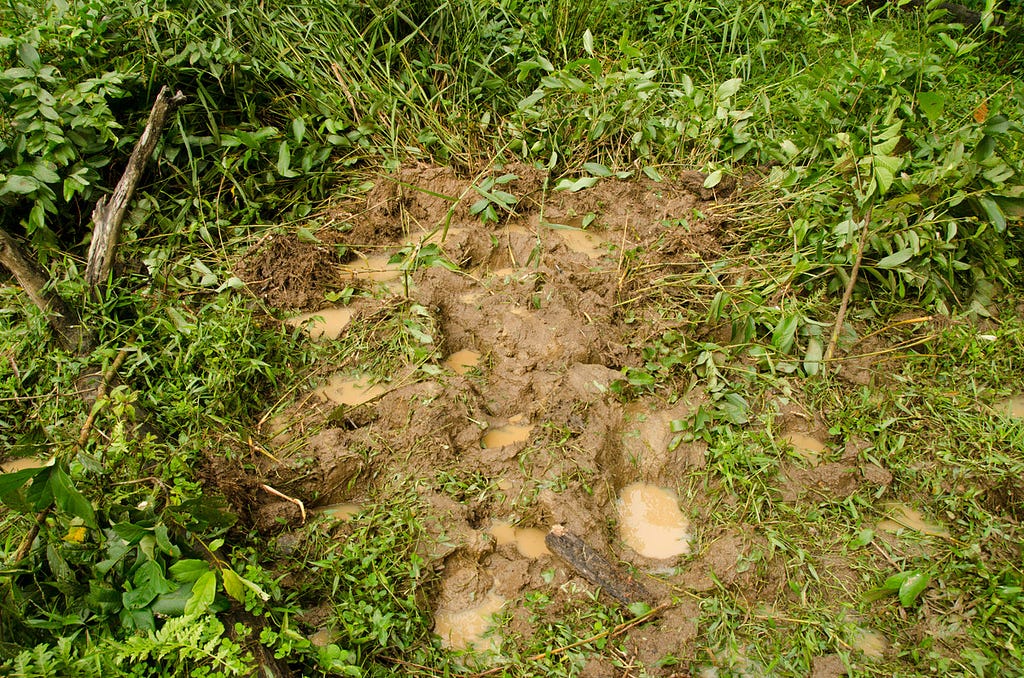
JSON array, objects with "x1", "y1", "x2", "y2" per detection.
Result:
[
  {"x1": 85, "y1": 86, "x2": 186, "y2": 289},
  {"x1": 0, "y1": 228, "x2": 89, "y2": 352}
]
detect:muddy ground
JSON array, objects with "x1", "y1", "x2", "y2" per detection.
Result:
[{"x1": 229, "y1": 163, "x2": 908, "y2": 674}]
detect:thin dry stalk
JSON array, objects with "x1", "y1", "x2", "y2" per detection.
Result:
[{"x1": 824, "y1": 206, "x2": 874, "y2": 367}]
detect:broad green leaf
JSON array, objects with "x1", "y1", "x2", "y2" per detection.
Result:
[
  {"x1": 277, "y1": 141, "x2": 298, "y2": 178},
  {"x1": 554, "y1": 177, "x2": 599, "y2": 192},
  {"x1": 716, "y1": 78, "x2": 743, "y2": 100},
  {"x1": 221, "y1": 567, "x2": 245, "y2": 602},
  {"x1": 918, "y1": 92, "x2": 944, "y2": 123},
  {"x1": 32, "y1": 162, "x2": 60, "y2": 184},
  {"x1": 977, "y1": 196, "x2": 1006, "y2": 232},
  {"x1": 112, "y1": 522, "x2": 151, "y2": 544},
  {"x1": 717, "y1": 393, "x2": 749, "y2": 425},
  {"x1": 184, "y1": 570, "x2": 217, "y2": 616},
  {"x1": 0, "y1": 175, "x2": 41, "y2": 195},
  {"x1": 517, "y1": 90, "x2": 545, "y2": 111},
  {"x1": 876, "y1": 247, "x2": 914, "y2": 269},
  {"x1": 49, "y1": 466, "x2": 96, "y2": 528},
  {"x1": 772, "y1": 314, "x2": 799, "y2": 354},
  {"x1": 0, "y1": 466, "x2": 44, "y2": 497},
  {"x1": 18, "y1": 42, "x2": 41, "y2": 70},
  {"x1": 898, "y1": 571, "x2": 930, "y2": 607},
  {"x1": 703, "y1": 170, "x2": 723, "y2": 189},
  {"x1": 150, "y1": 584, "x2": 193, "y2": 616},
  {"x1": 291, "y1": 117, "x2": 306, "y2": 143},
  {"x1": 169, "y1": 558, "x2": 211, "y2": 583},
  {"x1": 582, "y1": 162, "x2": 612, "y2": 177},
  {"x1": 873, "y1": 154, "x2": 901, "y2": 196},
  {"x1": 803, "y1": 337, "x2": 823, "y2": 376}
]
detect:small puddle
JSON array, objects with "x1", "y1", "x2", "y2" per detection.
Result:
[
  {"x1": 481, "y1": 416, "x2": 532, "y2": 449},
  {"x1": 783, "y1": 432, "x2": 826, "y2": 464},
  {"x1": 488, "y1": 521, "x2": 550, "y2": 558},
  {"x1": 445, "y1": 349, "x2": 481, "y2": 375},
  {"x1": 851, "y1": 626, "x2": 887, "y2": 659},
  {"x1": 617, "y1": 483, "x2": 691, "y2": 559},
  {"x1": 996, "y1": 395, "x2": 1024, "y2": 419},
  {"x1": 316, "y1": 503, "x2": 361, "y2": 520},
  {"x1": 315, "y1": 374, "x2": 389, "y2": 406},
  {"x1": 0, "y1": 457, "x2": 49, "y2": 473},
  {"x1": 434, "y1": 591, "x2": 506, "y2": 654},
  {"x1": 877, "y1": 503, "x2": 948, "y2": 538},
  {"x1": 339, "y1": 253, "x2": 407, "y2": 294},
  {"x1": 552, "y1": 227, "x2": 606, "y2": 259},
  {"x1": 286, "y1": 307, "x2": 353, "y2": 340}
]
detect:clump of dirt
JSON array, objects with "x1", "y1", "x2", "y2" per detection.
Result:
[{"x1": 235, "y1": 233, "x2": 345, "y2": 309}]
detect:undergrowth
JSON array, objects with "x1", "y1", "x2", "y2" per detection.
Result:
[{"x1": 1, "y1": 0, "x2": 1023, "y2": 675}]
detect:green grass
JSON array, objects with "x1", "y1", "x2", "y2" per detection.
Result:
[{"x1": 1, "y1": 0, "x2": 1023, "y2": 675}]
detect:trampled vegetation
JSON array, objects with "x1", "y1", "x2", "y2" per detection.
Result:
[{"x1": 1, "y1": 0, "x2": 1023, "y2": 676}]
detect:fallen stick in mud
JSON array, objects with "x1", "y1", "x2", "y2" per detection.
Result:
[{"x1": 545, "y1": 524, "x2": 653, "y2": 607}]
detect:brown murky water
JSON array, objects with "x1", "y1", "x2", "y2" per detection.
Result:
[
  {"x1": 481, "y1": 416, "x2": 532, "y2": 449},
  {"x1": 314, "y1": 374, "x2": 389, "y2": 406},
  {"x1": 851, "y1": 626, "x2": 888, "y2": 659},
  {"x1": 617, "y1": 483, "x2": 692, "y2": 559},
  {"x1": 339, "y1": 253, "x2": 406, "y2": 293},
  {"x1": 0, "y1": 457, "x2": 49, "y2": 473},
  {"x1": 877, "y1": 503, "x2": 948, "y2": 537},
  {"x1": 433, "y1": 591, "x2": 506, "y2": 653},
  {"x1": 444, "y1": 349, "x2": 482, "y2": 375},
  {"x1": 287, "y1": 307, "x2": 354, "y2": 340},
  {"x1": 783, "y1": 432, "x2": 826, "y2": 464},
  {"x1": 488, "y1": 520, "x2": 550, "y2": 558},
  {"x1": 315, "y1": 502, "x2": 361, "y2": 520},
  {"x1": 996, "y1": 395, "x2": 1024, "y2": 419},
  {"x1": 552, "y1": 227, "x2": 607, "y2": 259}
]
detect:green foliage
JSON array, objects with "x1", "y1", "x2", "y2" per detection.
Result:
[{"x1": 0, "y1": 29, "x2": 131, "y2": 253}]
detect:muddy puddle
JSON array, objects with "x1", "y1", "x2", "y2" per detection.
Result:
[
  {"x1": 618, "y1": 483, "x2": 692, "y2": 560},
  {"x1": 0, "y1": 457, "x2": 50, "y2": 473},
  {"x1": 996, "y1": 395, "x2": 1024, "y2": 419},
  {"x1": 487, "y1": 521, "x2": 550, "y2": 558},
  {"x1": 433, "y1": 590, "x2": 506, "y2": 654},
  {"x1": 783, "y1": 431, "x2": 827, "y2": 465},
  {"x1": 481, "y1": 417, "x2": 533, "y2": 449},
  {"x1": 315, "y1": 502, "x2": 361, "y2": 520},
  {"x1": 877, "y1": 503, "x2": 949, "y2": 538},
  {"x1": 314, "y1": 373, "x2": 390, "y2": 406},
  {"x1": 287, "y1": 307, "x2": 353, "y2": 340},
  {"x1": 444, "y1": 349, "x2": 481, "y2": 375}
]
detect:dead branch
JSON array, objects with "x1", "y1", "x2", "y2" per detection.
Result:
[
  {"x1": 0, "y1": 229, "x2": 89, "y2": 351},
  {"x1": 85, "y1": 86, "x2": 186, "y2": 289},
  {"x1": 545, "y1": 525, "x2": 653, "y2": 607}
]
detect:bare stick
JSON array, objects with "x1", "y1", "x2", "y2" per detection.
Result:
[
  {"x1": 0, "y1": 228, "x2": 87, "y2": 351},
  {"x1": 823, "y1": 206, "x2": 873, "y2": 367},
  {"x1": 545, "y1": 524, "x2": 653, "y2": 606},
  {"x1": 85, "y1": 86, "x2": 186, "y2": 289},
  {"x1": 261, "y1": 484, "x2": 307, "y2": 523}
]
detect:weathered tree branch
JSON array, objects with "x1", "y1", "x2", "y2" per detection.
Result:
[
  {"x1": 85, "y1": 86, "x2": 186, "y2": 289},
  {"x1": 0, "y1": 228, "x2": 89, "y2": 352}
]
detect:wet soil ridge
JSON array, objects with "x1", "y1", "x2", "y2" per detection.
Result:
[{"x1": 242, "y1": 163, "x2": 746, "y2": 663}]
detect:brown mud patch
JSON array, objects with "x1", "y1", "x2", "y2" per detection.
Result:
[{"x1": 221, "y1": 163, "x2": 926, "y2": 670}]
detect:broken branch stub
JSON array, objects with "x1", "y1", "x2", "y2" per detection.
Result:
[
  {"x1": 85, "y1": 86, "x2": 186, "y2": 290},
  {"x1": 0, "y1": 228, "x2": 89, "y2": 352}
]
